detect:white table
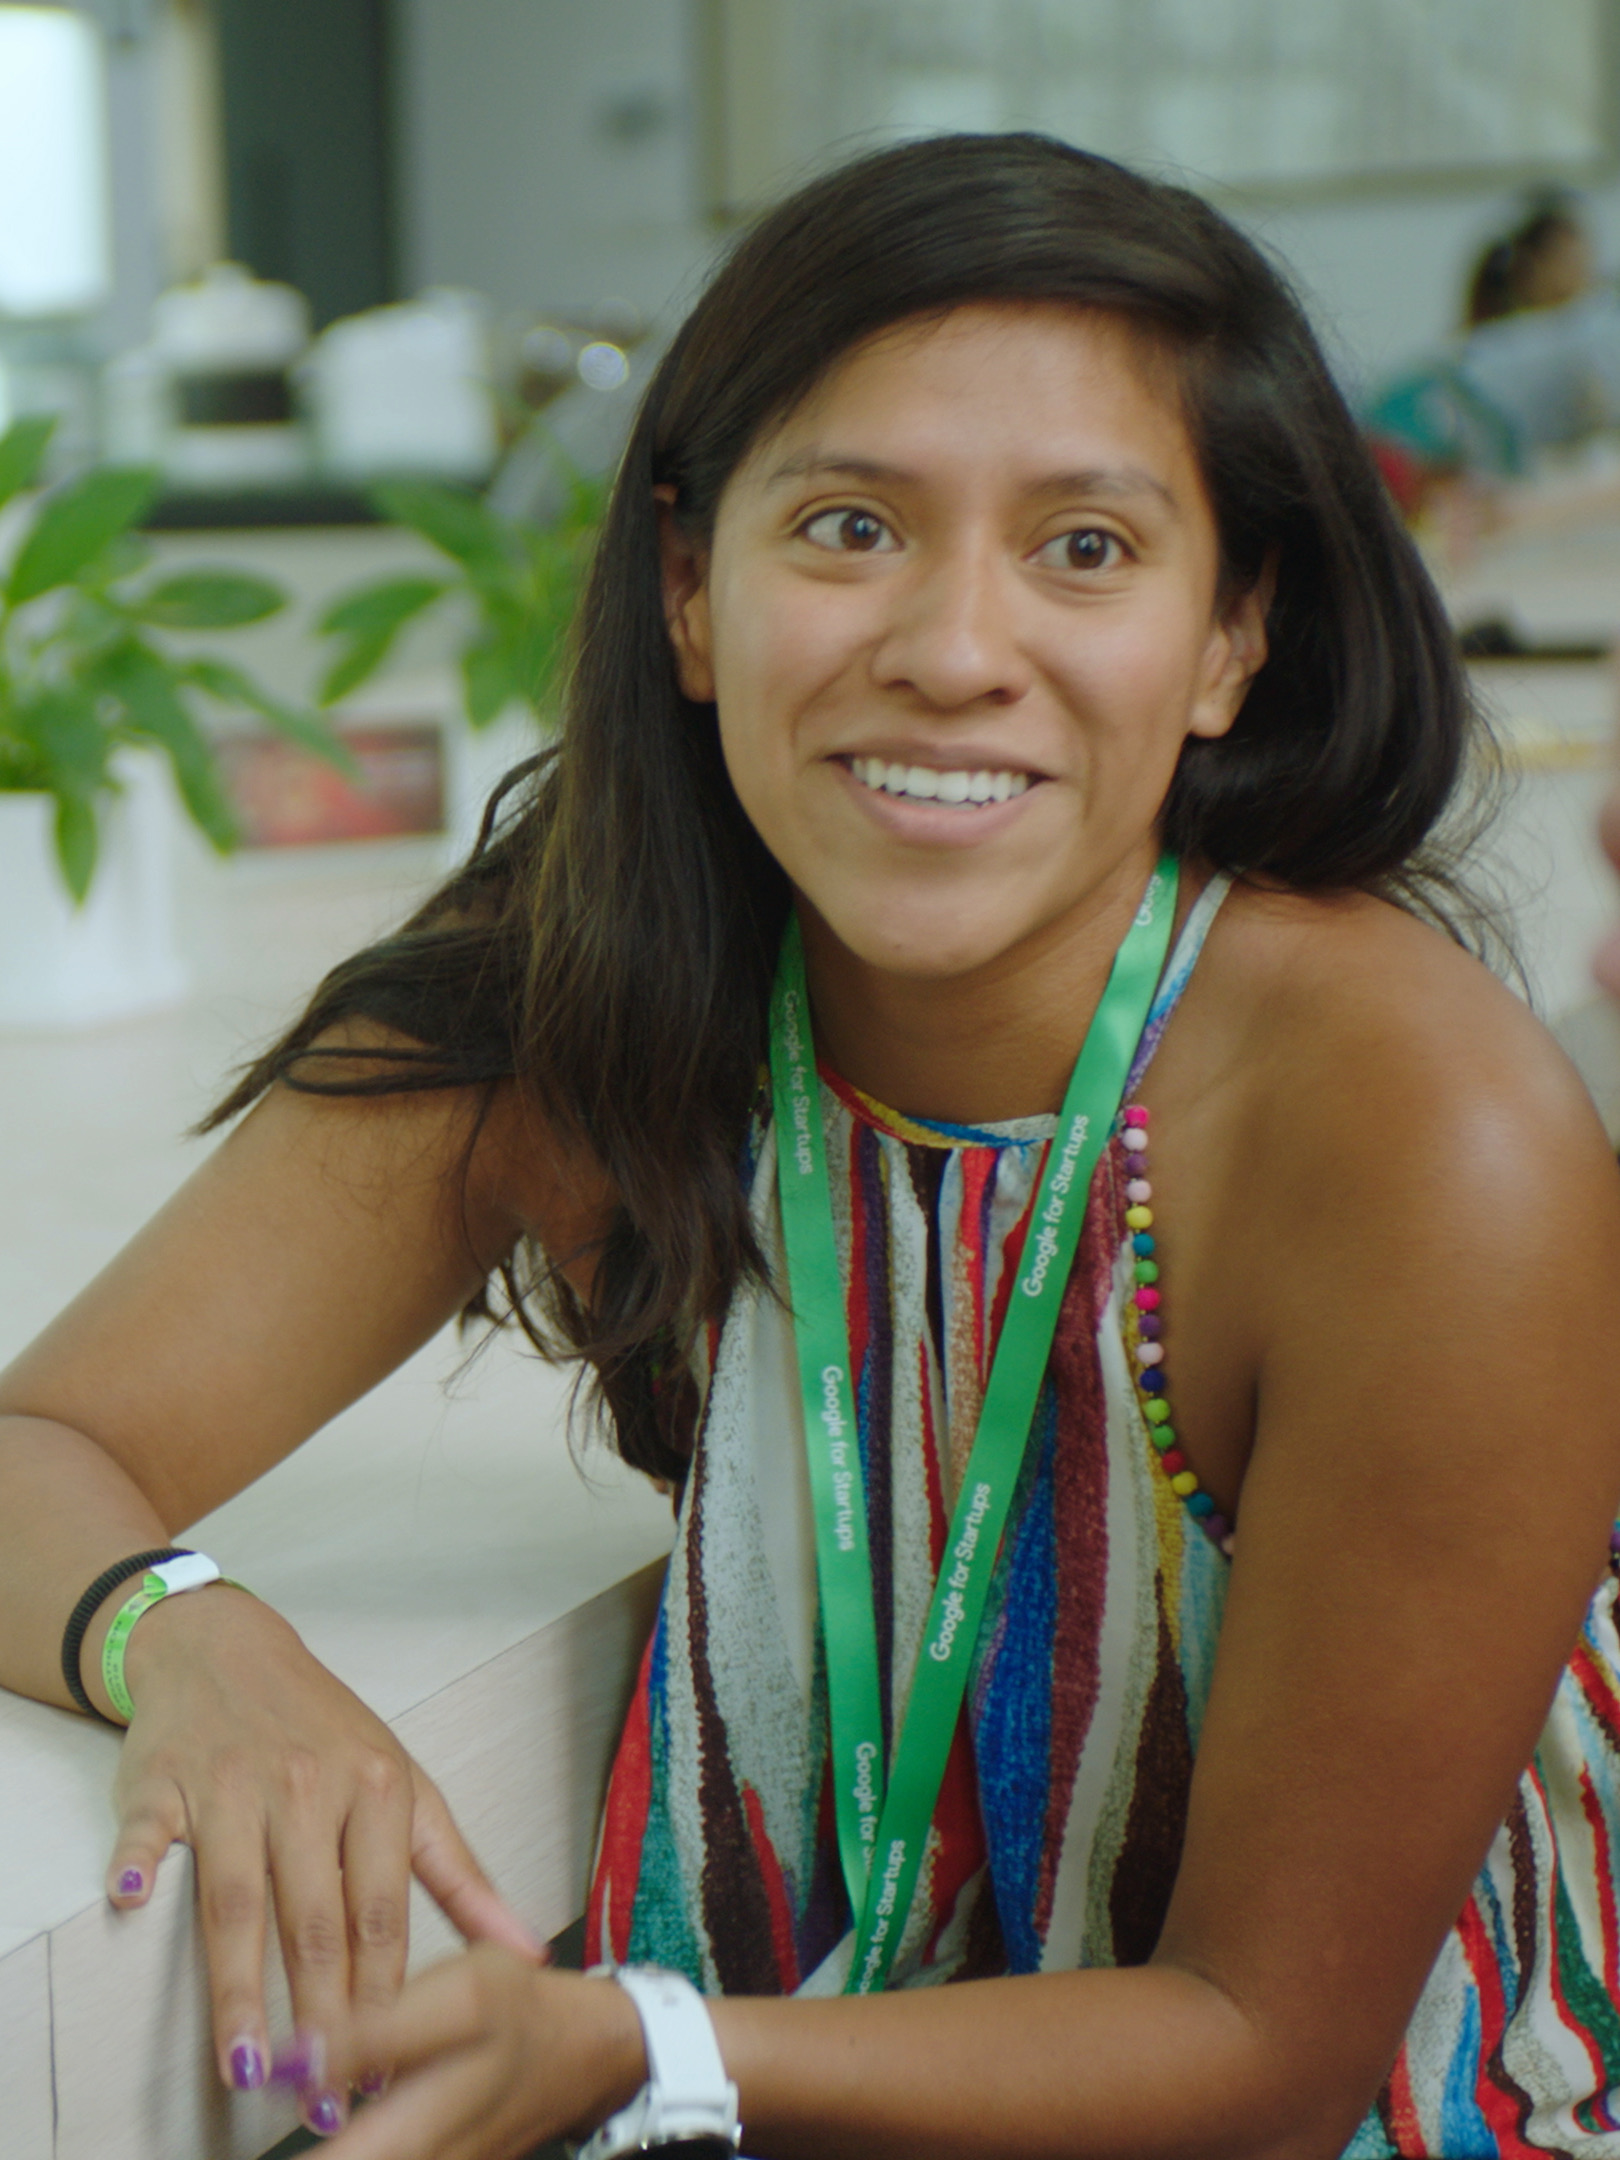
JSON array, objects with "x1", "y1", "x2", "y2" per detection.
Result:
[{"x1": 0, "y1": 840, "x2": 673, "y2": 2160}]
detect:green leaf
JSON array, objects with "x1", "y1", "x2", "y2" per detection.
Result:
[
  {"x1": 7, "y1": 466, "x2": 162, "y2": 607},
  {"x1": 317, "y1": 575, "x2": 447, "y2": 640},
  {"x1": 462, "y1": 638, "x2": 523, "y2": 728},
  {"x1": 54, "y1": 792, "x2": 98, "y2": 904},
  {"x1": 128, "y1": 571, "x2": 285, "y2": 629},
  {"x1": 181, "y1": 657, "x2": 359, "y2": 777},
  {"x1": 370, "y1": 480, "x2": 513, "y2": 580},
  {"x1": 93, "y1": 643, "x2": 238, "y2": 852},
  {"x1": 314, "y1": 576, "x2": 448, "y2": 706},
  {"x1": 0, "y1": 415, "x2": 56, "y2": 515},
  {"x1": 318, "y1": 630, "x2": 395, "y2": 708},
  {"x1": 10, "y1": 685, "x2": 108, "y2": 796}
]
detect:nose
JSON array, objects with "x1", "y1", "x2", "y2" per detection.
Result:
[{"x1": 870, "y1": 537, "x2": 1033, "y2": 711}]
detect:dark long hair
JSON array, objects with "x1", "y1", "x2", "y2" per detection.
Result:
[{"x1": 212, "y1": 133, "x2": 1485, "y2": 1479}]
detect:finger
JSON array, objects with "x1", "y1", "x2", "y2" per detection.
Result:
[
  {"x1": 324, "y1": 1948, "x2": 494, "y2": 2088},
  {"x1": 339, "y1": 1750, "x2": 413, "y2": 2017},
  {"x1": 106, "y1": 1779, "x2": 186, "y2": 1908},
  {"x1": 408, "y1": 1770, "x2": 544, "y2": 1960},
  {"x1": 315, "y1": 2052, "x2": 494, "y2": 2160},
  {"x1": 266, "y1": 1768, "x2": 354, "y2": 2134},
  {"x1": 191, "y1": 1806, "x2": 273, "y2": 2091}
]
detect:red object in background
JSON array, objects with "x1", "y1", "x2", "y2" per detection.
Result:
[
  {"x1": 1368, "y1": 435, "x2": 1428, "y2": 520},
  {"x1": 214, "y1": 722, "x2": 445, "y2": 847}
]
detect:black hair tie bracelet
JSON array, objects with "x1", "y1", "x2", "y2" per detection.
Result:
[{"x1": 60, "y1": 1548, "x2": 189, "y2": 1722}]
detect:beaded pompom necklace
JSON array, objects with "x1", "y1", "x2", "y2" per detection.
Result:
[{"x1": 1120, "y1": 1105, "x2": 1235, "y2": 1556}]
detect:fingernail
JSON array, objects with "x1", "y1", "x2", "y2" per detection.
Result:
[
  {"x1": 116, "y1": 1868, "x2": 143, "y2": 1897},
  {"x1": 229, "y1": 2040, "x2": 265, "y2": 2092},
  {"x1": 306, "y1": 2092, "x2": 343, "y2": 2136},
  {"x1": 270, "y1": 2029, "x2": 325, "y2": 2091}
]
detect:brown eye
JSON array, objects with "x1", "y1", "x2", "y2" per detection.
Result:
[
  {"x1": 1064, "y1": 528, "x2": 1119, "y2": 571},
  {"x1": 802, "y1": 508, "x2": 897, "y2": 553}
]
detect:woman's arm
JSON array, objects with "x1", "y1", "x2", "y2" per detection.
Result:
[
  {"x1": 0, "y1": 1064, "x2": 587, "y2": 2111},
  {"x1": 309, "y1": 931, "x2": 1620, "y2": 2160}
]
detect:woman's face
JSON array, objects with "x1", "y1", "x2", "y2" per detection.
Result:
[{"x1": 663, "y1": 302, "x2": 1267, "y2": 983}]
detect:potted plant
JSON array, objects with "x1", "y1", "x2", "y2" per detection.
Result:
[
  {"x1": 313, "y1": 466, "x2": 605, "y2": 849},
  {"x1": 0, "y1": 414, "x2": 347, "y2": 1027}
]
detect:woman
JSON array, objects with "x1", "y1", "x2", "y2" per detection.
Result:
[{"x1": 3, "y1": 135, "x2": 1619, "y2": 2159}]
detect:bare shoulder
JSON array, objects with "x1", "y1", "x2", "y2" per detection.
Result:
[
  {"x1": 1190, "y1": 879, "x2": 1610, "y2": 1186},
  {"x1": 1150, "y1": 878, "x2": 1620, "y2": 1516}
]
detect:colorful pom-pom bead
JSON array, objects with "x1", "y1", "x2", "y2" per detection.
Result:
[
  {"x1": 1220, "y1": 1532, "x2": 1236, "y2": 1557},
  {"x1": 1135, "y1": 1341, "x2": 1163, "y2": 1366},
  {"x1": 1151, "y1": 1426, "x2": 1175, "y2": 1452},
  {"x1": 1135, "y1": 1287, "x2": 1160, "y2": 1311},
  {"x1": 1187, "y1": 1491, "x2": 1215, "y2": 1518},
  {"x1": 1160, "y1": 1448, "x2": 1186, "y2": 1476},
  {"x1": 1126, "y1": 1179, "x2": 1152, "y2": 1204},
  {"x1": 1124, "y1": 1107, "x2": 1149, "y2": 1128},
  {"x1": 1144, "y1": 1398, "x2": 1170, "y2": 1424},
  {"x1": 1170, "y1": 1470, "x2": 1198, "y2": 1497},
  {"x1": 1205, "y1": 1514, "x2": 1230, "y2": 1543},
  {"x1": 1134, "y1": 1259, "x2": 1159, "y2": 1285},
  {"x1": 1125, "y1": 1205, "x2": 1153, "y2": 1231},
  {"x1": 1137, "y1": 1313, "x2": 1161, "y2": 1339},
  {"x1": 1140, "y1": 1369, "x2": 1165, "y2": 1393},
  {"x1": 1122, "y1": 1130, "x2": 1148, "y2": 1153},
  {"x1": 1132, "y1": 1233, "x2": 1155, "y2": 1258}
]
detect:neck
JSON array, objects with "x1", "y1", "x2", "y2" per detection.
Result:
[{"x1": 797, "y1": 846, "x2": 1170, "y2": 1126}]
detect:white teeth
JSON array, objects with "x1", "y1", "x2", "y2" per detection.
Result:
[{"x1": 849, "y1": 757, "x2": 1031, "y2": 804}]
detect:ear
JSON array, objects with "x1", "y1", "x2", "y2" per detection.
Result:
[
  {"x1": 655, "y1": 484, "x2": 716, "y2": 703},
  {"x1": 1186, "y1": 551, "x2": 1277, "y2": 742}
]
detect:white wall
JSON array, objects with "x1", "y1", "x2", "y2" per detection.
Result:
[
  {"x1": 392, "y1": 0, "x2": 721, "y2": 329},
  {"x1": 390, "y1": 0, "x2": 1620, "y2": 393}
]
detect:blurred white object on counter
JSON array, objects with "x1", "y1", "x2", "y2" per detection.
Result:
[
  {"x1": 0, "y1": 754, "x2": 187, "y2": 1032},
  {"x1": 300, "y1": 290, "x2": 498, "y2": 484},
  {"x1": 103, "y1": 262, "x2": 311, "y2": 490}
]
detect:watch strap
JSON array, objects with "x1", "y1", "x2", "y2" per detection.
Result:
[{"x1": 576, "y1": 1965, "x2": 740, "y2": 2159}]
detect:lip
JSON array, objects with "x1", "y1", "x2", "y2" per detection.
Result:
[{"x1": 829, "y1": 753, "x2": 1046, "y2": 844}]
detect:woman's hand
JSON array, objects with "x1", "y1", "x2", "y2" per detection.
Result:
[
  {"x1": 300, "y1": 1947, "x2": 646, "y2": 2158},
  {"x1": 102, "y1": 1586, "x2": 542, "y2": 2128}
]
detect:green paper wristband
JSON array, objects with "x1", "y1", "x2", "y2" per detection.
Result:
[{"x1": 100, "y1": 1554, "x2": 245, "y2": 1723}]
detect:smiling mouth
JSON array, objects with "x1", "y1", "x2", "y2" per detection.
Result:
[{"x1": 846, "y1": 756, "x2": 1035, "y2": 806}]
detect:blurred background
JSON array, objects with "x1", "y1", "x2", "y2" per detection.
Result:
[{"x1": 2, "y1": 0, "x2": 1620, "y2": 1084}]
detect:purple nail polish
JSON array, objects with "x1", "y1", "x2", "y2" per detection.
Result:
[
  {"x1": 358, "y1": 2068, "x2": 388, "y2": 2096},
  {"x1": 307, "y1": 2092, "x2": 343, "y2": 2136},
  {"x1": 229, "y1": 2041, "x2": 265, "y2": 2092},
  {"x1": 116, "y1": 1868, "x2": 143, "y2": 1896},
  {"x1": 270, "y1": 2031, "x2": 324, "y2": 2090}
]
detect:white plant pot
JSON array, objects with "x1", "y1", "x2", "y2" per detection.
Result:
[{"x1": 0, "y1": 753, "x2": 189, "y2": 1030}]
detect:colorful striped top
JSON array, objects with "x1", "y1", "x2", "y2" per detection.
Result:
[{"x1": 585, "y1": 882, "x2": 1620, "y2": 2158}]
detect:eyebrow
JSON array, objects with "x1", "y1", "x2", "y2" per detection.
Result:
[{"x1": 762, "y1": 449, "x2": 1179, "y2": 511}]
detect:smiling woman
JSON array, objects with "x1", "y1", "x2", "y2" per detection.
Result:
[{"x1": 2, "y1": 134, "x2": 1620, "y2": 2160}]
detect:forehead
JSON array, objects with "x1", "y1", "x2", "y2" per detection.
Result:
[{"x1": 736, "y1": 302, "x2": 1199, "y2": 491}]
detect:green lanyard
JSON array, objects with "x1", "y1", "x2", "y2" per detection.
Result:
[{"x1": 768, "y1": 856, "x2": 1179, "y2": 1993}]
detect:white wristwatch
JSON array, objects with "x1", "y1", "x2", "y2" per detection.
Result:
[{"x1": 574, "y1": 1965, "x2": 742, "y2": 2160}]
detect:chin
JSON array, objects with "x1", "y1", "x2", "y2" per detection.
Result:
[{"x1": 822, "y1": 901, "x2": 1026, "y2": 982}]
